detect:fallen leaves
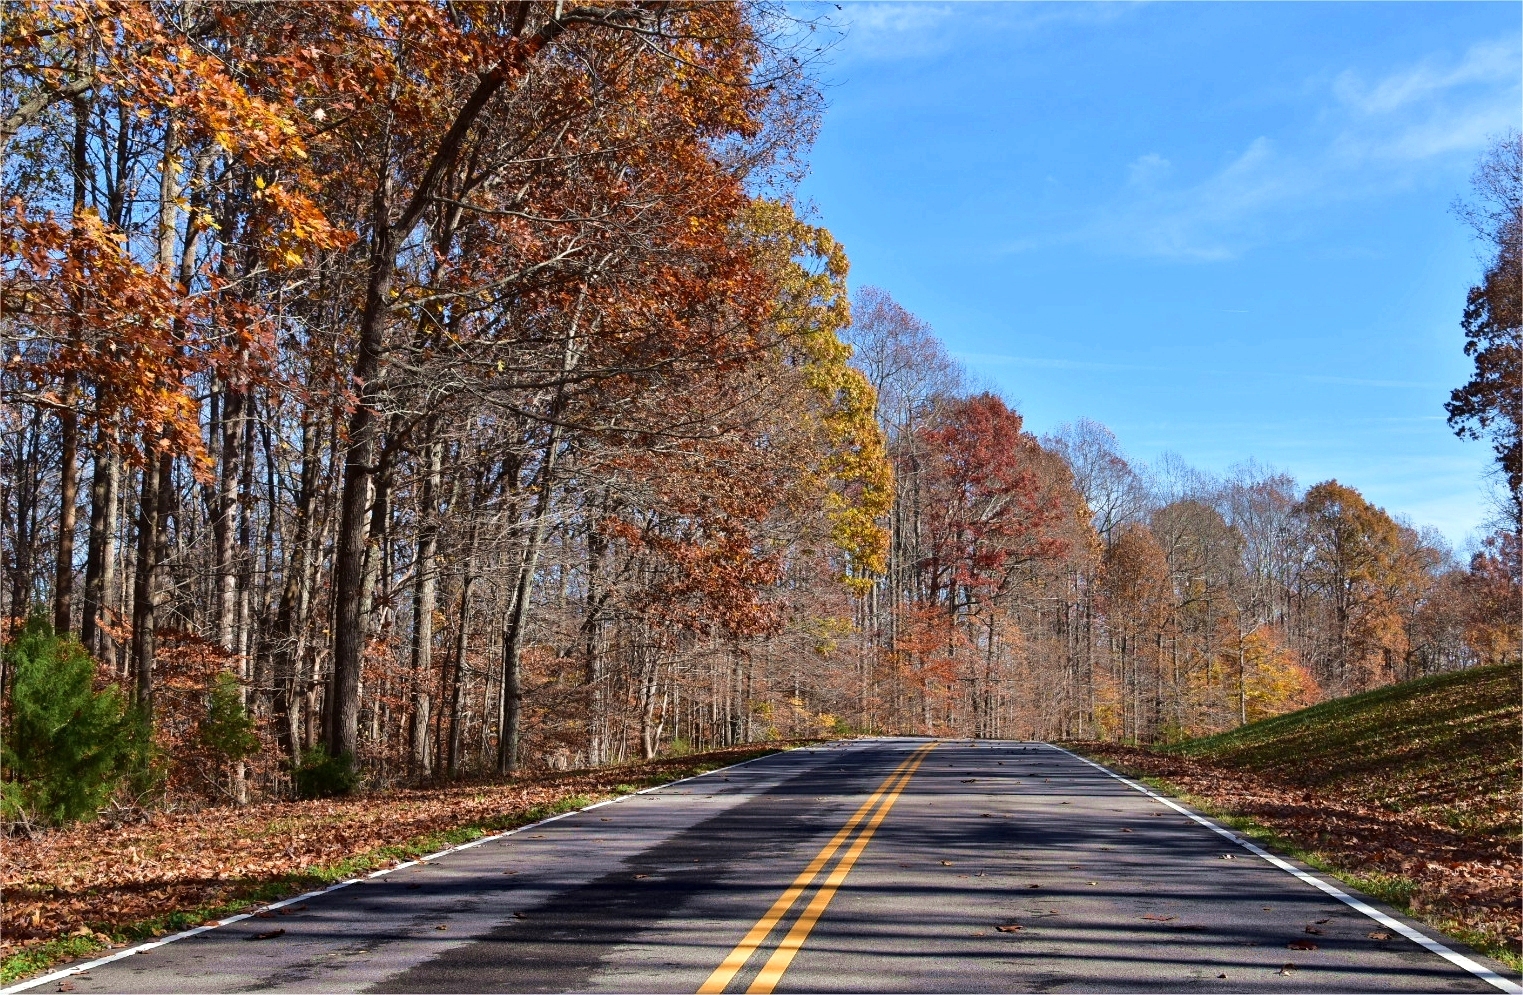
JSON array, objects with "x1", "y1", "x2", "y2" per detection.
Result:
[
  {"x1": 1287, "y1": 940, "x2": 1318, "y2": 950},
  {"x1": 1074, "y1": 742, "x2": 1522, "y2": 960},
  {"x1": 995, "y1": 924, "x2": 1021, "y2": 933},
  {"x1": 246, "y1": 929, "x2": 284, "y2": 941},
  {"x1": 1368, "y1": 931, "x2": 1391, "y2": 941},
  {"x1": 1140, "y1": 914, "x2": 1177, "y2": 922},
  {"x1": 0, "y1": 745, "x2": 774, "y2": 960}
]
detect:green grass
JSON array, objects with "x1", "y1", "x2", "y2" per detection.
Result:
[
  {"x1": 0, "y1": 745, "x2": 788, "y2": 986},
  {"x1": 1168, "y1": 663, "x2": 1521, "y2": 835}
]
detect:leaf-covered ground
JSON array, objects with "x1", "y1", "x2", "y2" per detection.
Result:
[
  {"x1": 1070, "y1": 663, "x2": 1522, "y2": 969},
  {"x1": 1, "y1": 744, "x2": 792, "y2": 983}
]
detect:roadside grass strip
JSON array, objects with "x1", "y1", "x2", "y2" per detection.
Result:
[
  {"x1": 1049, "y1": 743, "x2": 1523, "y2": 995},
  {"x1": 0, "y1": 747, "x2": 798, "y2": 995},
  {"x1": 700, "y1": 741, "x2": 937, "y2": 995}
]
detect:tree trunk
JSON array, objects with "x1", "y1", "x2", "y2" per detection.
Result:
[
  {"x1": 497, "y1": 295, "x2": 587, "y2": 774},
  {"x1": 327, "y1": 38, "x2": 542, "y2": 762},
  {"x1": 447, "y1": 576, "x2": 473, "y2": 778},
  {"x1": 214, "y1": 387, "x2": 243, "y2": 652},
  {"x1": 409, "y1": 430, "x2": 441, "y2": 775},
  {"x1": 130, "y1": 455, "x2": 171, "y2": 714},
  {"x1": 214, "y1": 384, "x2": 247, "y2": 803},
  {"x1": 6, "y1": 409, "x2": 43, "y2": 620},
  {"x1": 81, "y1": 424, "x2": 119, "y2": 664},
  {"x1": 271, "y1": 410, "x2": 319, "y2": 762},
  {"x1": 52, "y1": 94, "x2": 91, "y2": 636}
]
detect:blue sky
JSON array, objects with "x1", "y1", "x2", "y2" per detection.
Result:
[{"x1": 796, "y1": 1, "x2": 1522, "y2": 547}]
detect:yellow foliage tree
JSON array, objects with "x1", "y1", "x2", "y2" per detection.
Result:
[
  {"x1": 741, "y1": 200, "x2": 892, "y2": 591},
  {"x1": 1238, "y1": 626, "x2": 1320, "y2": 722}
]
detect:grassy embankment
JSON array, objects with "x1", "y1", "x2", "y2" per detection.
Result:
[
  {"x1": 1071, "y1": 662, "x2": 1521, "y2": 972},
  {"x1": 1, "y1": 742, "x2": 804, "y2": 985}
]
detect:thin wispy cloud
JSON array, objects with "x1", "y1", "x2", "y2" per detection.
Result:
[
  {"x1": 837, "y1": 3, "x2": 955, "y2": 61},
  {"x1": 1126, "y1": 153, "x2": 1173, "y2": 187},
  {"x1": 1331, "y1": 40, "x2": 1517, "y2": 116},
  {"x1": 953, "y1": 352, "x2": 1173, "y2": 374},
  {"x1": 1083, "y1": 36, "x2": 1521, "y2": 260},
  {"x1": 1090, "y1": 137, "x2": 1307, "y2": 260},
  {"x1": 1304, "y1": 375, "x2": 1445, "y2": 389},
  {"x1": 836, "y1": 1, "x2": 1136, "y2": 64},
  {"x1": 956, "y1": 355, "x2": 1449, "y2": 391},
  {"x1": 1330, "y1": 40, "x2": 1521, "y2": 164}
]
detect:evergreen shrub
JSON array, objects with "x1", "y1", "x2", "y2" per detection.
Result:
[
  {"x1": 1, "y1": 617, "x2": 142, "y2": 826},
  {"x1": 292, "y1": 748, "x2": 358, "y2": 799}
]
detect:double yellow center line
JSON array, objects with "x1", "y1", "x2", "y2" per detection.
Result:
[{"x1": 698, "y1": 742, "x2": 937, "y2": 995}]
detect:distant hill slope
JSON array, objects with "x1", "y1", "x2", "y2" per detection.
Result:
[{"x1": 1169, "y1": 663, "x2": 1520, "y2": 836}]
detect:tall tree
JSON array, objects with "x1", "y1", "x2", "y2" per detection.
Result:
[{"x1": 1447, "y1": 131, "x2": 1522, "y2": 527}]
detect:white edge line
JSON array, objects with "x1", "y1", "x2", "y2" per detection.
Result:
[
  {"x1": 1046, "y1": 743, "x2": 1523, "y2": 995},
  {"x1": 0, "y1": 745, "x2": 809, "y2": 995}
]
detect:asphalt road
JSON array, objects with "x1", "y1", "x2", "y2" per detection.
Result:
[{"x1": 24, "y1": 739, "x2": 1521, "y2": 994}]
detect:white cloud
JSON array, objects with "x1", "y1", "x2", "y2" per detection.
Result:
[
  {"x1": 839, "y1": 3, "x2": 956, "y2": 61},
  {"x1": 1331, "y1": 97, "x2": 1521, "y2": 166},
  {"x1": 1303, "y1": 375, "x2": 1444, "y2": 389},
  {"x1": 1329, "y1": 39, "x2": 1522, "y2": 165},
  {"x1": 836, "y1": 1, "x2": 1137, "y2": 63},
  {"x1": 1095, "y1": 137, "x2": 1303, "y2": 260},
  {"x1": 1126, "y1": 153, "x2": 1172, "y2": 187},
  {"x1": 1332, "y1": 40, "x2": 1518, "y2": 116},
  {"x1": 1083, "y1": 36, "x2": 1520, "y2": 260}
]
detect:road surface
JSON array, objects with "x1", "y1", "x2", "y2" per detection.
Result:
[{"x1": 18, "y1": 739, "x2": 1520, "y2": 994}]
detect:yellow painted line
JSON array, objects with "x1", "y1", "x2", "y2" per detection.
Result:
[
  {"x1": 697, "y1": 743, "x2": 936, "y2": 995},
  {"x1": 745, "y1": 743, "x2": 934, "y2": 995}
]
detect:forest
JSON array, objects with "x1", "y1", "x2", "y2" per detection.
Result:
[{"x1": 2, "y1": 2, "x2": 1518, "y2": 821}]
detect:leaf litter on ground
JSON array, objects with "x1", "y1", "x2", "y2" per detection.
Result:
[
  {"x1": 1076, "y1": 740, "x2": 1520, "y2": 959},
  {"x1": 1, "y1": 744, "x2": 784, "y2": 966}
]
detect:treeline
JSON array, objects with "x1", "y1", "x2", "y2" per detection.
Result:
[
  {"x1": 839, "y1": 287, "x2": 1519, "y2": 744},
  {"x1": 1, "y1": 3, "x2": 1516, "y2": 819}
]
